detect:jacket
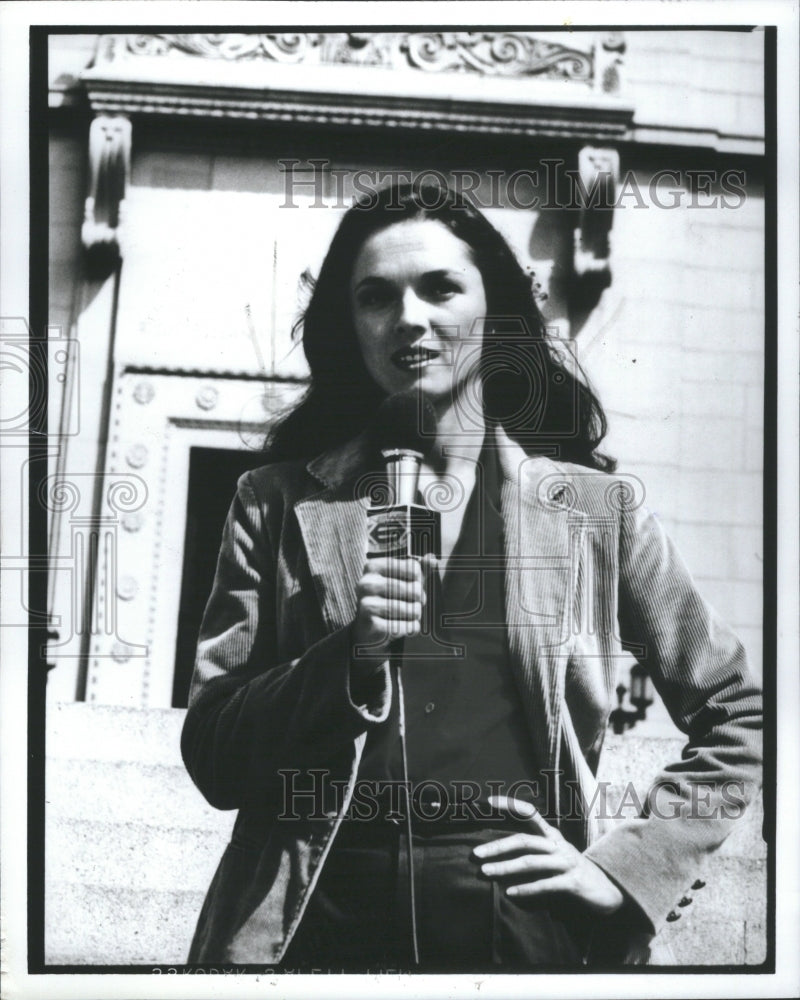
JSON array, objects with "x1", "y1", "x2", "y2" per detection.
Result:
[{"x1": 181, "y1": 424, "x2": 763, "y2": 965}]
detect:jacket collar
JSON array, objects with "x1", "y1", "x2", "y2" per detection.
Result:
[{"x1": 305, "y1": 430, "x2": 374, "y2": 490}]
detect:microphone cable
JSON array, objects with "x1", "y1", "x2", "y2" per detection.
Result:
[{"x1": 390, "y1": 652, "x2": 420, "y2": 966}]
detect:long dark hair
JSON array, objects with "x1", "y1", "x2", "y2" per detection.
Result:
[{"x1": 265, "y1": 181, "x2": 615, "y2": 472}]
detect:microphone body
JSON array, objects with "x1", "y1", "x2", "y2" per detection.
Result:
[{"x1": 366, "y1": 448, "x2": 441, "y2": 561}]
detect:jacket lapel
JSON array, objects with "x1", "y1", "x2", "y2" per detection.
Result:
[
  {"x1": 294, "y1": 433, "x2": 372, "y2": 634},
  {"x1": 497, "y1": 437, "x2": 587, "y2": 772}
]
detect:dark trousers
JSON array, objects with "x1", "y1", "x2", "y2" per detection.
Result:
[{"x1": 280, "y1": 821, "x2": 591, "y2": 972}]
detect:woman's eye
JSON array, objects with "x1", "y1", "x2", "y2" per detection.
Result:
[
  {"x1": 426, "y1": 279, "x2": 460, "y2": 299},
  {"x1": 356, "y1": 286, "x2": 392, "y2": 308}
]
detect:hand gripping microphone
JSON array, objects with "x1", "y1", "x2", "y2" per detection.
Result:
[{"x1": 367, "y1": 390, "x2": 441, "y2": 562}]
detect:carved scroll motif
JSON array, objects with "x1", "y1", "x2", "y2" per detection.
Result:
[
  {"x1": 401, "y1": 32, "x2": 593, "y2": 80},
  {"x1": 126, "y1": 32, "x2": 322, "y2": 62},
  {"x1": 115, "y1": 31, "x2": 601, "y2": 84}
]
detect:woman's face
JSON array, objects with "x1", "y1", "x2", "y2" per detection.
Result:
[{"x1": 350, "y1": 218, "x2": 487, "y2": 402}]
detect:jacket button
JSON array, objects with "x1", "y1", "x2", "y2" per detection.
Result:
[
  {"x1": 425, "y1": 702, "x2": 435, "y2": 714},
  {"x1": 666, "y1": 911, "x2": 680, "y2": 922},
  {"x1": 678, "y1": 896, "x2": 692, "y2": 907},
  {"x1": 691, "y1": 879, "x2": 706, "y2": 890}
]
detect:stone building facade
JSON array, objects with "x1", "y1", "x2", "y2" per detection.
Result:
[{"x1": 44, "y1": 29, "x2": 767, "y2": 965}]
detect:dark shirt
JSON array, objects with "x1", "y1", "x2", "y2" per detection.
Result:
[{"x1": 357, "y1": 441, "x2": 543, "y2": 819}]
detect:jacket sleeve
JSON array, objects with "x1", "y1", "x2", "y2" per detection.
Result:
[
  {"x1": 181, "y1": 471, "x2": 391, "y2": 811},
  {"x1": 583, "y1": 500, "x2": 763, "y2": 934}
]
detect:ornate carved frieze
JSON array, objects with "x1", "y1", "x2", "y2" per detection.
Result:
[
  {"x1": 82, "y1": 32, "x2": 633, "y2": 140},
  {"x1": 110, "y1": 31, "x2": 608, "y2": 87}
]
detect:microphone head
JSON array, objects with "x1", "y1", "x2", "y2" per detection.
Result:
[{"x1": 373, "y1": 390, "x2": 437, "y2": 456}]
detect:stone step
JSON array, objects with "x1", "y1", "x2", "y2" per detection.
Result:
[
  {"x1": 45, "y1": 882, "x2": 208, "y2": 966},
  {"x1": 45, "y1": 756, "x2": 230, "y2": 830},
  {"x1": 47, "y1": 702, "x2": 187, "y2": 767},
  {"x1": 43, "y1": 702, "x2": 767, "y2": 965},
  {"x1": 46, "y1": 815, "x2": 232, "y2": 893}
]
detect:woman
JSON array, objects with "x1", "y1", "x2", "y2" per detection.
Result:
[{"x1": 181, "y1": 181, "x2": 762, "y2": 970}]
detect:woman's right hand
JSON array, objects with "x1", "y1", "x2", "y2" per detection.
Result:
[{"x1": 352, "y1": 555, "x2": 431, "y2": 670}]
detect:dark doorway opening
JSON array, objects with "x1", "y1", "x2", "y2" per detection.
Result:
[{"x1": 172, "y1": 447, "x2": 267, "y2": 708}]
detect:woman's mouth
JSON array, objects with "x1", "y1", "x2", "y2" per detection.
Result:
[{"x1": 391, "y1": 345, "x2": 441, "y2": 372}]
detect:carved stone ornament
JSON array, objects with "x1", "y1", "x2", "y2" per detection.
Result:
[
  {"x1": 104, "y1": 31, "x2": 611, "y2": 87},
  {"x1": 125, "y1": 443, "x2": 149, "y2": 469},
  {"x1": 400, "y1": 32, "x2": 592, "y2": 81},
  {"x1": 82, "y1": 114, "x2": 131, "y2": 257},
  {"x1": 126, "y1": 32, "x2": 324, "y2": 63},
  {"x1": 573, "y1": 145, "x2": 620, "y2": 277},
  {"x1": 133, "y1": 380, "x2": 155, "y2": 405},
  {"x1": 121, "y1": 512, "x2": 144, "y2": 533},
  {"x1": 597, "y1": 32, "x2": 626, "y2": 95},
  {"x1": 111, "y1": 641, "x2": 133, "y2": 663},
  {"x1": 195, "y1": 385, "x2": 219, "y2": 411},
  {"x1": 116, "y1": 576, "x2": 139, "y2": 601}
]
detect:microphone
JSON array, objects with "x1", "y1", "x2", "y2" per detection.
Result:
[
  {"x1": 367, "y1": 390, "x2": 441, "y2": 561},
  {"x1": 366, "y1": 390, "x2": 438, "y2": 966}
]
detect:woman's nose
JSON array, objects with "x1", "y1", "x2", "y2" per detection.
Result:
[{"x1": 396, "y1": 288, "x2": 429, "y2": 335}]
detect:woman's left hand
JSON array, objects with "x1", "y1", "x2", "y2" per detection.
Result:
[{"x1": 473, "y1": 796, "x2": 625, "y2": 916}]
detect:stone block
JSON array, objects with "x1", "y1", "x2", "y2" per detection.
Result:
[
  {"x1": 211, "y1": 154, "x2": 286, "y2": 194},
  {"x1": 676, "y1": 470, "x2": 762, "y2": 526},
  {"x1": 45, "y1": 882, "x2": 205, "y2": 965},
  {"x1": 684, "y1": 30, "x2": 764, "y2": 64},
  {"x1": 744, "y1": 911, "x2": 768, "y2": 964},
  {"x1": 45, "y1": 757, "x2": 226, "y2": 831},
  {"x1": 694, "y1": 577, "x2": 763, "y2": 630},
  {"x1": 745, "y1": 427, "x2": 763, "y2": 473},
  {"x1": 46, "y1": 816, "x2": 231, "y2": 892},
  {"x1": 132, "y1": 151, "x2": 213, "y2": 191},
  {"x1": 685, "y1": 219, "x2": 764, "y2": 269},
  {"x1": 746, "y1": 384, "x2": 765, "y2": 430},
  {"x1": 734, "y1": 94, "x2": 768, "y2": 139},
  {"x1": 681, "y1": 265, "x2": 764, "y2": 313},
  {"x1": 679, "y1": 416, "x2": 746, "y2": 471},
  {"x1": 680, "y1": 380, "x2": 746, "y2": 420},
  {"x1": 682, "y1": 307, "x2": 765, "y2": 356},
  {"x1": 47, "y1": 703, "x2": 186, "y2": 767},
  {"x1": 671, "y1": 523, "x2": 762, "y2": 582}
]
